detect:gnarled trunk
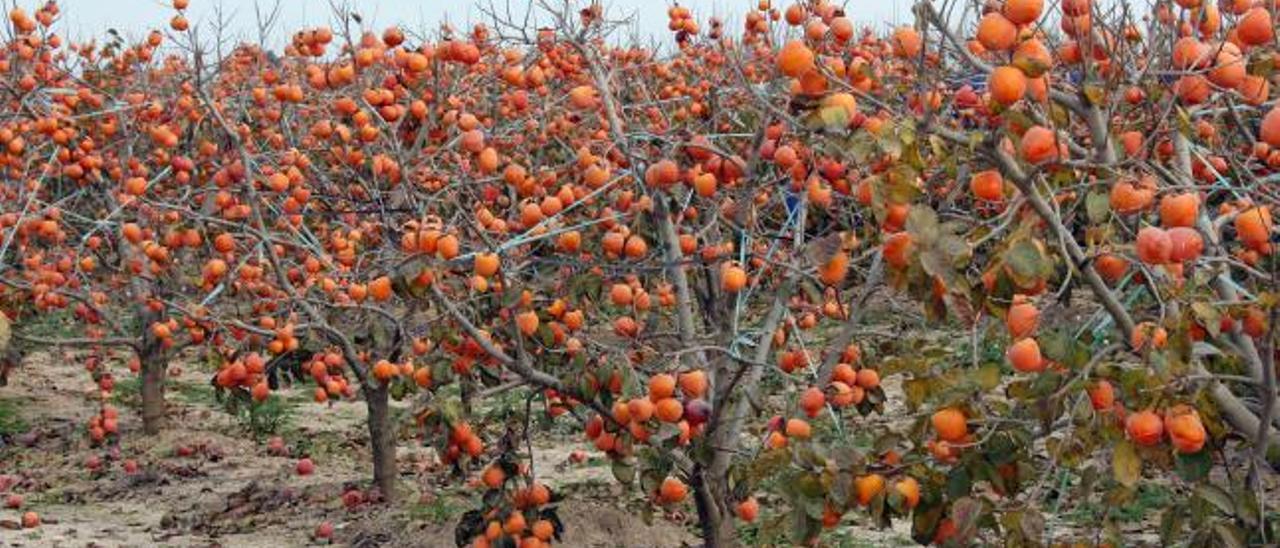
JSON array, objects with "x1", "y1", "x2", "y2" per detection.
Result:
[{"x1": 364, "y1": 382, "x2": 398, "y2": 502}]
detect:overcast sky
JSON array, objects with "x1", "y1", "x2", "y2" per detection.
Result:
[{"x1": 54, "y1": 0, "x2": 914, "y2": 47}]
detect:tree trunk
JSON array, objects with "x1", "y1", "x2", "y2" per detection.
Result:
[
  {"x1": 139, "y1": 345, "x2": 167, "y2": 435},
  {"x1": 692, "y1": 466, "x2": 737, "y2": 548},
  {"x1": 138, "y1": 304, "x2": 166, "y2": 436},
  {"x1": 364, "y1": 382, "x2": 398, "y2": 502}
]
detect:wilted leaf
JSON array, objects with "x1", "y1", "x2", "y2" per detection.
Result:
[
  {"x1": 902, "y1": 377, "x2": 931, "y2": 410},
  {"x1": 1113, "y1": 440, "x2": 1141, "y2": 488},
  {"x1": 949, "y1": 497, "x2": 983, "y2": 544},
  {"x1": 0, "y1": 313, "x2": 10, "y2": 354},
  {"x1": 906, "y1": 206, "x2": 941, "y2": 246},
  {"x1": 1214, "y1": 523, "x2": 1247, "y2": 548},
  {"x1": 1083, "y1": 84, "x2": 1106, "y2": 106},
  {"x1": 817, "y1": 105, "x2": 850, "y2": 130},
  {"x1": 1085, "y1": 191, "x2": 1111, "y2": 224},
  {"x1": 1190, "y1": 303, "x2": 1221, "y2": 338}
]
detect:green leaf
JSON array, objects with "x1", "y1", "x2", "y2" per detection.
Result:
[
  {"x1": 790, "y1": 506, "x2": 821, "y2": 545},
  {"x1": 1003, "y1": 239, "x2": 1049, "y2": 287},
  {"x1": 1194, "y1": 484, "x2": 1234, "y2": 515},
  {"x1": 796, "y1": 473, "x2": 826, "y2": 498},
  {"x1": 1159, "y1": 504, "x2": 1185, "y2": 545},
  {"x1": 946, "y1": 466, "x2": 972, "y2": 499},
  {"x1": 1112, "y1": 440, "x2": 1141, "y2": 488},
  {"x1": 611, "y1": 459, "x2": 635, "y2": 485},
  {"x1": 974, "y1": 364, "x2": 1002, "y2": 390},
  {"x1": 1174, "y1": 449, "x2": 1211, "y2": 483}
]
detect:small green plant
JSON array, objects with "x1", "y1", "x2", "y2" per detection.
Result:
[
  {"x1": 240, "y1": 395, "x2": 292, "y2": 439},
  {"x1": 214, "y1": 386, "x2": 294, "y2": 439},
  {"x1": 0, "y1": 398, "x2": 28, "y2": 436},
  {"x1": 110, "y1": 376, "x2": 142, "y2": 408},
  {"x1": 409, "y1": 493, "x2": 465, "y2": 524}
]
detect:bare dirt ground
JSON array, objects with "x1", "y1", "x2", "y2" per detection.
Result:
[{"x1": 0, "y1": 350, "x2": 695, "y2": 547}]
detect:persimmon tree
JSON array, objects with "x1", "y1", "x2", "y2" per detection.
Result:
[
  {"x1": 0, "y1": 2, "x2": 221, "y2": 438},
  {"x1": 1, "y1": 0, "x2": 1278, "y2": 546}
]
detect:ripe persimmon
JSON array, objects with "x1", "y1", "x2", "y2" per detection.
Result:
[
  {"x1": 1007, "y1": 337, "x2": 1044, "y2": 373},
  {"x1": 659, "y1": 476, "x2": 687, "y2": 503},
  {"x1": 892, "y1": 27, "x2": 922, "y2": 58},
  {"x1": 1166, "y1": 410, "x2": 1207, "y2": 454},
  {"x1": 989, "y1": 66, "x2": 1027, "y2": 106},
  {"x1": 976, "y1": 13, "x2": 1017, "y2": 51},
  {"x1": 894, "y1": 477, "x2": 920, "y2": 509},
  {"x1": 784, "y1": 417, "x2": 812, "y2": 439},
  {"x1": 655, "y1": 397, "x2": 684, "y2": 422},
  {"x1": 1006, "y1": 299, "x2": 1040, "y2": 339},
  {"x1": 1088, "y1": 380, "x2": 1115, "y2": 411},
  {"x1": 1019, "y1": 126, "x2": 1060, "y2": 164},
  {"x1": 1237, "y1": 7, "x2": 1274, "y2": 46},
  {"x1": 970, "y1": 170, "x2": 1004, "y2": 201},
  {"x1": 883, "y1": 232, "x2": 913, "y2": 268},
  {"x1": 1126, "y1": 410, "x2": 1164, "y2": 446},
  {"x1": 721, "y1": 264, "x2": 748, "y2": 292},
  {"x1": 474, "y1": 253, "x2": 500, "y2": 277},
  {"x1": 1235, "y1": 206, "x2": 1273, "y2": 249},
  {"x1": 1167, "y1": 227, "x2": 1204, "y2": 262},
  {"x1": 854, "y1": 474, "x2": 884, "y2": 506},
  {"x1": 799, "y1": 386, "x2": 825, "y2": 418},
  {"x1": 932, "y1": 408, "x2": 968, "y2": 442},
  {"x1": 1004, "y1": 0, "x2": 1044, "y2": 24},
  {"x1": 678, "y1": 370, "x2": 708, "y2": 398},
  {"x1": 1135, "y1": 227, "x2": 1172, "y2": 264},
  {"x1": 777, "y1": 40, "x2": 815, "y2": 78},
  {"x1": 735, "y1": 497, "x2": 759, "y2": 522}
]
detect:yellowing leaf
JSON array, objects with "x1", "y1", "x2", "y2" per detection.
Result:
[{"x1": 1113, "y1": 440, "x2": 1141, "y2": 488}]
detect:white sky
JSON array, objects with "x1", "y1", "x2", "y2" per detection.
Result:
[{"x1": 54, "y1": 0, "x2": 915, "y2": 47}]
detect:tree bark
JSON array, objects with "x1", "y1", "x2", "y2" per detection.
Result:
[
  {"x1": 692, "y1": 466, "x2": 737, "y2": 548},
  {"x1": 138, "y1": 305, "x2": 166, "y2": 436},
  {"x1": 139, "y1": 344, "x2": 167, "y2": 435},
  {"x1": 364, "y1": 382, "x2": 398, "y2": 502}
]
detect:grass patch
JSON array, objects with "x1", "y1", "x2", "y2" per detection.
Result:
[
  {"x1": 0, "y1": 398, "x2": 29, "y2": 436},
  {"x1": 1063, "y1": 482, "x2": 1174, "y2": 525},
  {"x1": 111, "y1": 376, "x2": 142, "y2": 408},
  {"x1": 171, "y1": 380, "x2": 217, "y2": 406},
  {"x1": 408, "y1": 493, "x2": 467, "y2": 524}
]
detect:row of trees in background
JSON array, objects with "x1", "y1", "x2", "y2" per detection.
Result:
[{"x1": 0, "y1": 0, "x2": 1277, "y2": 545}]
